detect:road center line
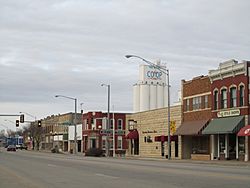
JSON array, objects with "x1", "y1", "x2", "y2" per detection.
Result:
[
  {"x1": 95, "y1": 173, "x2": 119, "y2": 179},
  {"x1": 47, "y1": 164, "x2": 57, "y2": 167}
]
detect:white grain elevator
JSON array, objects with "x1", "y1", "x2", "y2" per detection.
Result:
[{"x1": 133, "y1": 61, "x2": 168, "y2": 112}]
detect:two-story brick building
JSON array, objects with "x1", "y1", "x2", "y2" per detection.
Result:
[
  {"x1": 175, "y1": 76, "x2": 212, "y2": 160},
  {"x1": 82, "y1": 111, "x2": 127, "y2": 156},
  {"x1": 41, "y1": 113, "x2": 82, "y2": 152},
  {"x1": 203, "y1": 60, "x2": 250, "y2": 161}
]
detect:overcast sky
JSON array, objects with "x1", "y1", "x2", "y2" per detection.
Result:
[{"x1": 1, "y1": 0, "x2": 250, "y2": 130}]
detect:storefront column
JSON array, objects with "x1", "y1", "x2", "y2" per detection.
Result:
[
  {"x1": 217, "y1": 134, "x2": 220, "y2": 158},
  {"x1": 245, "y1": 136, "x2": 249, "y2": 161},
  {"x1": 132, "y1": 139, "x2": 135, "y2": 155},
  {"x1": 225, "y1": 134, "x2": 229, "y2": 159},
  {"x1": 68, "y1": 141, "x2": 71, "y2": 152},
  {"x1": 211, "y1": 135, "x2": 215, "y2": 160},
  {"x1": 236, "y1": 136, "x2": 238, "y2": 160}
]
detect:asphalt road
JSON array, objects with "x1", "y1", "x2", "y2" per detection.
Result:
[{"x1": 0, "y1": 149, "x2": 249, "y2": 188}]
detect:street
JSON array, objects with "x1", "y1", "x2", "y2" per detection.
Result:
[{"x1": 0, "y1": 149, "x2": 249, "y2": 188}]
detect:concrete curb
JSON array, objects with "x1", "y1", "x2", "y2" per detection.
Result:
[{"x1": 18, "y1": 149, "x2": 250, "y2": 167}]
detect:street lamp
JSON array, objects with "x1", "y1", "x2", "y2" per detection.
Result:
[
  {"x1": 55, "y1": 95, "x2": 77, "y2": 154},
  {"x1": 101, "y1": 83, "x2": 111, "y2": 157},
  {"x1": 125, "y1": 55, "x2": 171, "y2": 160},
  {"x1": 80, "y1": 103, "x2": 84, "y2": 114}
]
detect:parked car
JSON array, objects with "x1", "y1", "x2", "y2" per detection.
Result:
[
  {"x1": 7, "y1": 145, "x2": 16, "y2": 152},
  {"x1": 16, "y1": 144, "x2": 28, "y2": 150}
]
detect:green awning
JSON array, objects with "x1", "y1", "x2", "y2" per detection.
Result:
[{"x1": 202, "y1": 116, "x2": 244, "y2": 134}]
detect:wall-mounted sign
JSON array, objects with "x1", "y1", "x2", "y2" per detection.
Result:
[
  {"x1": 142, "y1": 130, "x2": 157, "y2": 134},
  {"x1": 129, "y1": 125, "x2": 134, "y2": 130},
  {"x1": 170, "y1": 120, "x2": 176, "y2": 134},
  {"x1": 140, "y1": 64, "x2": 166, "y2": 83},
  {"x1": 217, "y1": 109, "x2": 240, "y2": 118}
]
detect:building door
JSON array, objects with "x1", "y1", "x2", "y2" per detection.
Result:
[
  {"x1": 229, "y1": 134, "x2": 236, "y2": 160},
  {"x1": 175, "y1": 141, "x2": 178, "y2": 157},
  {"x1": 134, "y1": 139, "x2": 139, "y2": 155},
  {"x1": 77, "y1": 140, "x2": 81, "y2": 152},
  {"x1": 90, "y1": 139, "x2": 96, "y2": 149},
  {"x1": 161, "y1": 142, "x2": 164, "y2": 157}
]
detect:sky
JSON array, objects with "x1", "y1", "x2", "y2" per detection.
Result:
[{"x1": 1, "y1": 0, "x2": 250, "y2": 130}]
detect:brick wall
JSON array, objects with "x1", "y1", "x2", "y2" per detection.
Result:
[
  {"x1": 211, "y1": 74, "x2": 249, "y2": 118},
  {"x1": 182, "y1": 75, "x2": 212, "y2": 121}
]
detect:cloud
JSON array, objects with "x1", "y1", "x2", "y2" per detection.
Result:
[{"x1": 0, "y1": 0, "x2": 250, "y2": 123}]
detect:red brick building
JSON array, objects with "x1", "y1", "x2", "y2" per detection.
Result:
[
  {"x1": 175, "y1": 75, "x2": 212, "y2": 160},
  {"x1": 82, "y1": 111, "x2": 127, "y2": 156},
  {"x1": 203, "y1": 60, "x2": 250, "y2": 161}
]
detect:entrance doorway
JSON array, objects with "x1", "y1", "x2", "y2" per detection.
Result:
[
  {"x1": 229, "y1": 134, "x2": 236, "y2": 160},
  {"x1": 90, "y1": 139, "x2": 96, "y2": 149},
  {"x1": 77, "y1": 140, "x2": 81, "y2": 152},
  {"x1": 131, "y1": 139, "x2": 139, "y2": 155}
]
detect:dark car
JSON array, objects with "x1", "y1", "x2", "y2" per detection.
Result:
[
  {"x1": 16, "y1": 144, "x2": 28, "y2": 150},
  {"x1": 7, "y1": 145, "x2": 16, "y2": 151}
]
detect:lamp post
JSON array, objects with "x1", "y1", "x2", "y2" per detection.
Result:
[
  {"x1": 125, "y1": 55, "x2": 171, "y2": 160},
  {"x1": 55, "y1": 95, "x2": 77, "y2": 154},
  {"x1": 101, "y1": 84, "x2": 110, "y2": 157},
  {"x1": 112, "y1": 105, "x2": 115, "y2": 157},
  {"x1": 80, "y1": 103, "x2": 84, "y2": 114}
]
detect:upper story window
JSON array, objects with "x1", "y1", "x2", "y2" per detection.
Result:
[
  {"x1": 102, "y1": 118, "x2": 107, "y2": 130},
  {"x1": 117, "y1": 119, "x2": 123, "y2": 130},
  {"x1": 193, "y1": 96, "x2": 201, "y2": 110},
  {"x1": 221, "y1": 89, "x2": 227, "y2": 109},
  {"x1": 214, "y1": 90, "x2": 218, "y2": 110},
  {"x1": 230, "y1": 87, "x2": 237, "y2": 108},
  {"x1": 186, "y1": 99, "x2": 190, "y2": 112},
  {"x1": 239, "y1": 85, "x2": 244, "y2": 107},
  {"x1": 110, "y1": 119, "x2": 114, "y2": 130},
  {"x1": 205, "y1": 95, "x2": 208, "y2": 109}
]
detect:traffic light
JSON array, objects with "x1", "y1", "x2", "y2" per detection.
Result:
[
  {"x1": 16, "y1": 120, "x2": 19, "y2": 127},
  {"x1": 38, "y1": 120, "x2": 42, "y2": 127},
  {"x1": 20, "y1": 114, "x2": 24, "y2": 123}
]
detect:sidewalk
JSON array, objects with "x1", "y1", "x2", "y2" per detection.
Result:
[
  {"x1": 124, "y1": 155, "x2": 250, "y2": 167},
  {"x1": 22, "y1": 148, "x2": 250, "y2": 167}
]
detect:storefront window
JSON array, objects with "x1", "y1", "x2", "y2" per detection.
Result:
[
  {"x1": 219, "y1": 135, "x2": 225, "y2": 154},
  {"x1": 192, "y1": 136, "x2": 209, "y2": 154},
  {"x1": 238, "y1": 137, "x2": 245, "y2": 154}
]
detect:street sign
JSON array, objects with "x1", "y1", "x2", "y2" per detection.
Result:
[{"x1": 170, "y1": 120, "x2": 176, "y2": 134}]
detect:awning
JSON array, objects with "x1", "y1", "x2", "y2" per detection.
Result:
[
  {"x1": 154, "y1": 135, "x2": 178, "y2": 142},
  {"x1": 202, "y1": 116, "x2": 244, "y2": 135},
  {"x1": 126, "y1": 130, "x2": 139, "y2": 139},
  {"x1": 174, "y1": 120, "x2": 209, "y2": 135},
  {"x1": 237, "y1": 125, "x2": 250, "y2": 136}
]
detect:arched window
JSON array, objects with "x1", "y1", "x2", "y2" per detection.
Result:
[
  {"x1": 230, "y1": 87, "x2": 237, "y2": 107},
  {"x1": 239, "y1": 85, "x2": 244, "y2": 107},
  {"x1": 221, "y1": 89, "x2": 227, "y2": 109},
  {"x1": 214, "y1": 90, "x2": 218, "y2": 110}
]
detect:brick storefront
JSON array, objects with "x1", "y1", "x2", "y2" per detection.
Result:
[
  {"x1": 203, "y1": 60, "x2": 250, "y2": 161},
  {"x1": 176, "y1": 75, "x2": 212, "y2": 160}
]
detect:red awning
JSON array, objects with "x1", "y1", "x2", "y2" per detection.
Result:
[
  {"x1": 154, "y1": 135, "x2": 178, "y2": 142},
  {"x1": 237, "y1": 125, "x2": 250, "y2": 136},
  {"x1": 126, "y1": 130, "x2": 139, "y2": 139}
]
